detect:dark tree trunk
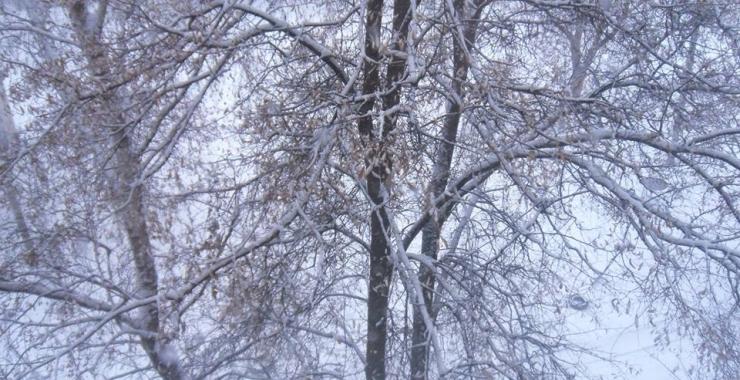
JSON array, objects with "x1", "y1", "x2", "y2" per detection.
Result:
[
  {"x1": 365, "y1": 170, "x2": 393, "y2": 380},
  {"x1": 360, "y1": 0, "x2": 416, "y2": 377},
  {"x1": 410, "y1": 0, "x2": 481, "y2": 378},
  {"x1": 358, "y1": 1, "x2": 389, "y2": 378}
]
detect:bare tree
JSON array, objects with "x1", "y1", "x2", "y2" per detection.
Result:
[{"x1": 1, "y1": 0, "x2": 738, "y2": 379}]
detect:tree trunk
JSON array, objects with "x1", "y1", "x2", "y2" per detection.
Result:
[
  {"x1": 359, "y1": 0, "x2": 390, "y2": 378},
  {"x1": 365, "y1": 169, "x2": 393, "y2": 380},
  {"x1": 360, "y1": 0, "x2": 416, "y2": 377},
  {"x1": 410, "y1": 0, "x2": 480, "y2": 377},
  {"x1": 67, "y1": 2, "x2": 185, "y2": 378}
]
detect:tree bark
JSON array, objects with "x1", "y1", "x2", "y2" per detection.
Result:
[
  {"x1": 360, "y1": 0, "x2": 416, "y2": 377},
  {"x1": 359, "y1": 0, "x2": 389, "y2": 378},
  {"x1": 410, "y1": 1, "x2": 480, "y2": 377},
  {"x1": 67, "y1": 2, "x2": 185, "y2": 379}
]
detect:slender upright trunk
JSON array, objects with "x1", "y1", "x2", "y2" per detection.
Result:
[
  {"x1": 67, "y1": 2, "x2": 185, "y2": 378},
  {"x1": 359, "y1": 0, "x2": 389, "y2": 378},
  {"x1": 410, "y1": 1, "x2": 480, "y2": 377},
  {"x1": 360, "y1": 0, "x2": 416, "y2": 377},
  {"x1": 365, "y1": 168, "x2": 393, "y2": 380}
]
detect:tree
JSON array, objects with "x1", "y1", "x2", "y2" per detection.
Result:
[{"x1": 1, "y1": 0, "x2": 738, "y2": 379}]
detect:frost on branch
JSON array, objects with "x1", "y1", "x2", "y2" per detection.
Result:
[{"x1": 0, "y1": 1, "x2": 738, "y2": 380}]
